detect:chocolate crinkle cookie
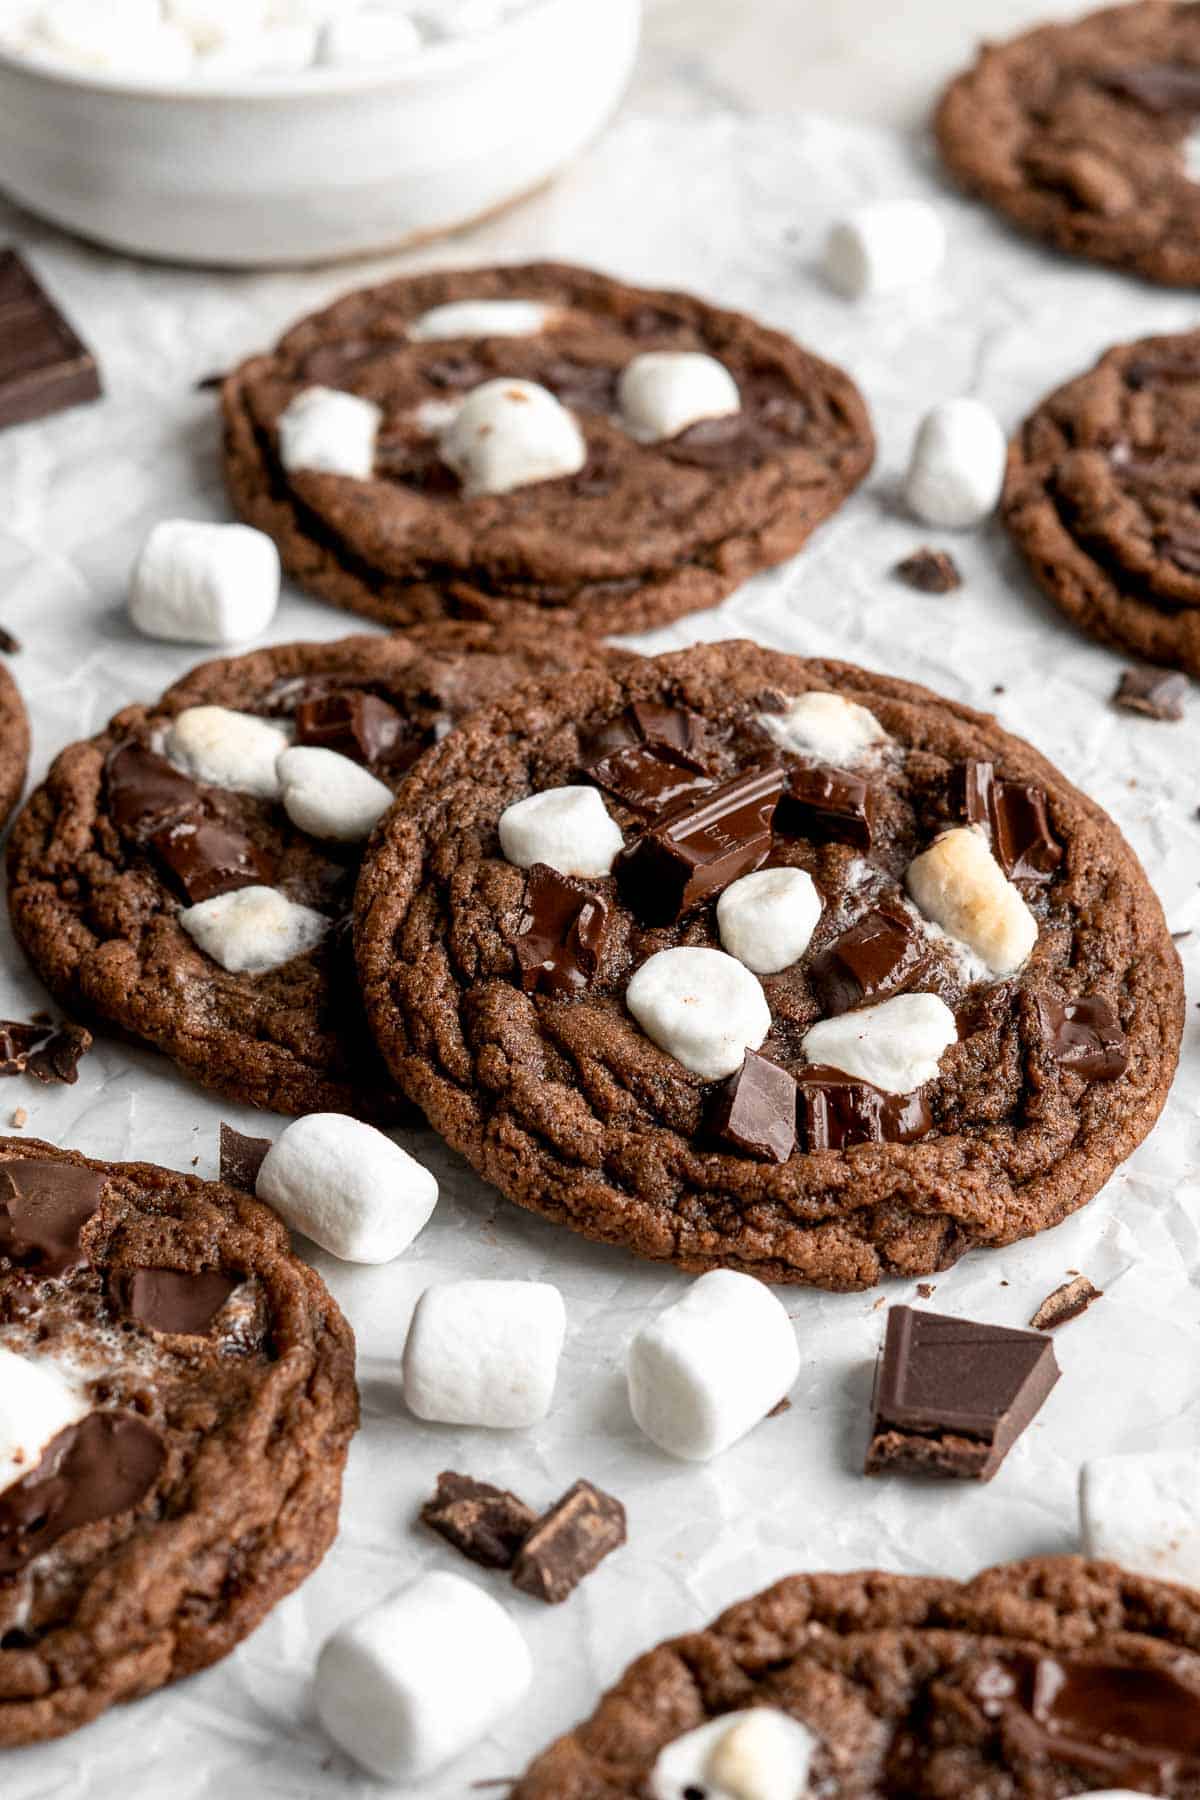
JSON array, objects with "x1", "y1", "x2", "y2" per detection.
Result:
[
  {"x1": 0, "y1": 660, "x2": 29, "y2": 836},
  {"x1": 220, "y1": 260, "x2": 874, "y2": 636},
  {"x1": 353, "y1": 640, "x2": 1181, "y2": 1290},
  {"x1": 511, "y1": 1555, "x2": 1200, "y2": 1796},
  {"x1": 0, "y1": 1138, "x2": 357, "y2": 1745}
]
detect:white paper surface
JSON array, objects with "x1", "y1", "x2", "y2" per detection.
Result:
[{"x1": 1, "y1": 108, "x2": 1199, "y2": 1798}]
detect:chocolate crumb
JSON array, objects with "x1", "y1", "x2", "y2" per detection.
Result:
[
  {"x1": 1113, "y1": 665, "x2": 1188, "y2": 720},
  {"x1": 422, "y1": 1471, "x2": 538, "y2": 1571},
  {"x1": 894, "y1": 547, "x2": 963, "y2": 594},
  {"x1": 916, "y1": 1282, "x2": 935, "y2": 1299},
  {"x1": 25, "y1": 1023, "x2": 91, "y2": 1085},
  {"x1": 1029, "y1": 1274, "x2": 1102, "y2": 1331},
  {"x1": 767, "y1": 1396, "x2": 792, "y2": 1418},
  {"x1": 512, "y1": 1480, "x2": 626, "y2": 1605},
  {"x1": 219, "y1": 1123, "x2": 272, "y2": 1194},
  {"x1": 194, "y1": 372, "x2": 225, "y2": 391}
]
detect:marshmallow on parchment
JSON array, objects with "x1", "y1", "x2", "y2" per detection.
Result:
[
  {"x1": 180, "y1": 885, "x2": 329, "y2": 975},
  {"x1": 278, "y1": 385, "x2": 381, "y2": 480},
  {"x1": 276, "y1": 745, "x2": 392, "y2": 842},
  {"x1": 409, "y1": 298, "x2": 553, "y2": 341},
  {"x1": 617, "y1": 352, "x2": 740, "y2": 444},
  {"x1": 256, "y1": 1111, "x2": 437, "y2": 1263},
  {"x1": 906, "y1": 826, "x2": 1037, "y2": 977},
  {"x1": 1080, "y1": 1448, "x2": 1200, "y2": 1590},
  {"x1": 823, "y1": 198, "x2": 945, "y2": 300},
  {"x1": 315, "y1": 1570, "x2": 532, "y2": 1782},
  {"x1": 650, "y1": 1709, "x2": 818, "y2": 1800},
  {"x1": 165, "y1": 705, "x2": 290, "y2": 799},
  {"x1": 802, "y1": 991, "x2": 956, "y2": 1094},
  {"x1": 0, "y1": 1345, "x2": 90, "y2": 1497},
  {"x1": 628, "y1": 1270, "x2": 800, "y2": 1462},
  {"x1": 905, "y1": 397, "x2": 1007, "y2": 529},
  {"x1": 130, "y1": 520, "x2": 280, "y2": 646},
  {"x1": 498, "y1": 786, "x2": 623, "y2": 878},
  {"x1": 717, "y1": 868, "x2": 822, "y2": 976},
  {"x1": 755, "y1": 691, "x2": 888, "y2": 766},
  {"x1": 627, "y1": 947, "x2": 771, "y2": 1081},
  {"x1": 439, "y1": 378, "x2": 586, "y2": 496},
  {"x1": 403, "y1": 1279, "x2": 565, "y2": 1427}
]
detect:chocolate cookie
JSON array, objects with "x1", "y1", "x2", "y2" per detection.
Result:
[
  {"x1": 0, "y1": 660, "x2": 29, "y2": 835},
  {"x1": 220, "y1": 261, "x2": 874, "y2": 636},
  {"x1": 6, "y1": 620, "x2": 607, "y2": 1119},
  {"x1": 354, "y1": 640, "x2": 1181, "y2": 1289},
  {"x1": 1004, "y1": 325, "x2": 1200, "y2": 673},
  {"x1": 937, "y1": 1, "x2": 1200, "y2": 285},
  {"x1": 512, "y1": 1555, "x2": 1200, "y2": 1796},
  {"x1": 0, "y1": 1137, "x2": 357, "y2": 1745}
]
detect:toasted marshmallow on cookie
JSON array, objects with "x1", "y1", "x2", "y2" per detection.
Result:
[
  {"x1": 165, "y1": 705, "x2": 290, "y2": 799},
  {"x1": 439, "y1": 378, "x2": 586, "y2": 496},
  {"x1": 649, "y1": 1708, "x2": 818, "y2": 1800},
  {"x1": 617, "y1": 351, "x2": 741, "y2": 444},
  {"x1": 179, "y1": 885, "x2": 329, "y2": 974},
  {"x1": 755, "y1": 691, "x2": 889, "y2": 765},
  {"x1": 802, "y1": 991, "x2": 957, "y2": 1094},
  {"x1": 0, "y1": 1345, "x2": 90, "y2": 1497},
  {"x1": 906, "y1": 826, "x2": 1037, "y2": 976}
]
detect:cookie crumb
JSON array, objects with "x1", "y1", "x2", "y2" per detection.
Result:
[
  {"x1": 1113, "y1": 665, "x2": 1187, "y2": 720},
  {"x1": 1029, "y1": 1274, "x2": 1102, "y2": 1331},
  {"x1": 894, "y1": 547, "x2": 963, "y2": 594},
  {"x1": 916, "y1": 1282, "x2": 936, "y2": 1299},
  {"x1": 10, "y1": 1107, "x2": 26, "y2": 1128}
]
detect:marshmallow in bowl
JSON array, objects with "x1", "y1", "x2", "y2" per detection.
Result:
[
  {"x1": 319, "y1": 7, "x2": 421, "y2": 65},
  {"x1": 129, "y1": 520, "x2": 280, "y2": 646},
  {"x1": 277, "y1": 385, "x2": 381, "y2": 480},
  {"x1": 409, "y1": 298, "x2": 554, "y2": 341},
  {"x1": 716, "y1": 867, "x2": 822, "y2": 975},
  {"x1": 0, "y1": 1345, "x2": 90, "y2": 1496},
  {"x1": 276, "y1": 745, "x2": 393, "y2": 841},
  {"x1": 402, "y1": 1279, "x2": 566, "y2": 1427},
  {"x1": 439, "y1": 378, "x2": 587, "y2": 496},
  {"x1": 649, "y1": 1709, "x2": 818, "y2": 1800},
  {"x1": 257, "y1": 1111, "x2": 438, "y2": 1262},
  {"x1": 35, "y1": 0, "x2": 194, "y2": 74},
  {"x1": 626, "y1": 946, "x2": 771, "y2": 1080},
  {"x1": 905, "y1": 397, "x2": 1007, "y2": 529},
  {"x1": 906, "y1": 826, "x2": 1038, "y2": 976},
  {"x1": 823, "y1": 198, "x2": 946, "y2": 300},
  {"x1": 617, "y1": 351, "x2": 741, "y2": 444},
  {"x1": 165, "y1": 0, "x2": 268, "y2": 49},
  {"x1": 499, "y1": 786, "x2": 624, "y2": 877},
  {"x1": 165, "y1": 706, "x2": 291, "y2": 799},
  {"x1": 179, "y1": 884, "x2": 330, "y2": 973},
  {"x1": 801, "y1": 991, "x2": 957, "y2": 1094},
  {"x1": 755, "y1": 691, "x2": 889, "y2": 765}
]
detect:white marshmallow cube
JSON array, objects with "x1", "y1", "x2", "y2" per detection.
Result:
[
  {"x1": 403, "y1": 1279, "x2": 566, "y2": 1427},
  {"x1": 320, "y1": 7, "x2": 422, "y2": 63},
  {"x1": 278, "y1": 385, "x2": 381, "y2": 479},
  {"x1": 717, "y1": 868, "x2": 822, "y2": 976},
  {"x1": 439, "y1": 378, "x2": 586, "y2": 496},
  {"x1": 823, "y1": 198, "x2": 945, "y2": 300},
  {"x1": 650, "y1": 1709, "x2": 818, "y2": 1800},
  {"x1": 617, "y1": 352, "x2": 741, "y2": 444},
  {"x1": 409, "y1": 298, "x2": 553, "y2": 341},
  {"x1": 165, "y1": 705, "x2": 290, "y2": 799},
  {"x1": 315, "y1": 1571, "x2": 532, "y2": 1782},
  {"x1": 906, "y1": 827, "x2": 1037, "y2": 977},
  {"x1": 498, "y1": 786, "x2": 623, "y2": 878},
  {"x1": 39, "y1": 0, "x2": 194, "y2": 74},
  {"x1": 628, "y1": 1270, "x2": 800, "y2": 1462},
  {"x1": 1080, "y1": 1448, "x2": 1200, "y2": 1590},
  {"x1": 802, "y1": 991, "x2": 956, "y2": 1094},
  {"x1": 257, "y1": 1112, "x2": 438, "y2": 1263},
  {"x1": 905, "y1": 397, "x2": 1007, "y2": 529},
  {"x1": 0, "y1": 1346, "x2": 90, "y2": 1497},
  {"x1": 626, "y1": 946, "x2": 770, "y2": 1080},
  {"x1": 276, "y1": 745, "x2": 393, "y2": 842},
  {"x1": 130, "y1": 520, "x2": 280, "y2": 646},
  {"x1": 179, "y1": 885, "x2": 330, "y2": 974},
  {"x1": 166, "y1": 0, "x2": 268, "y2": 48},
  {"x1": 755, "y1": 691, "x2": 888, "y2": 765}
]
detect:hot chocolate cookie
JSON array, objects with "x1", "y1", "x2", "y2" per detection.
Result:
[{"x1": 0, "y1": 660, "x2": 29, "y2": 835}]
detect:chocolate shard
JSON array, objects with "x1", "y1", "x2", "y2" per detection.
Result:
[
  {"x1": 1029, "y1": 1275, "x2": 1102, "y2": 1332},
  {"x1": 0, "y1": 1021, "x2": 48, "y2": 1076},
  {"x1": 954, "y1": 761, "x2": 1063, "y2": 882},
  {"x1": 1113, "y1": 665, "x2": 1187, "y2": 721},
  {"x1": 113, "y1": 1267, "x2": 239, "y2": 1336},
  {"x1": 581, "y1": 699, "x2": 707, "y2": 763},
  {"x1": 984, "y1": 1652, "x2": 1200, "y2": 1784},
  {"x1": 584, "y1": 742, "x2": 713, "y2": 816},
  {"x1": 808, "y1": 903, "x2": 931, "y2": 1016},
  {"x1": 894, "y1": 547, "x2": 962, "y2": 594},
  {"x1": 1100, "y1": 62, "x2": 1200, "y2": 114},
  {"x1": 777, "y1": 765, "x2": 875, "y2": 852},
  {"x1": 421, "y1": 1471, "x2": 538, "y2": 1571},
  {"x1": 0, "y1": 1412, "x2": 163, "y2": 1576},
  {"x1": 1036, "y1": 994, "x2": 1128, "y2": 1081},
  {"x1": 150, "y1": 818, "x2": 271, "y2": 904},
  {"x1": 293, "y1": 689, "x2": 409, "y2": 766},
  {"x1": 706, "y1": 1050, "x2": 797, "y2": 1163},
  {"x1": 515, "y1": 865, "x2": 609, "y2": 997},
  {"x1": 511, "y1": 1479, "x2": 626, "y2": 1605},
  {"x1": 616, "y1": 765, "x2": 784, "y2": 925},
  {"x1": 25, "y1": 1022, "x2": 92, "y2": 1086},
  {"x1": 219, "y1": 1123, "x2": 272, "y2": 1193},
  {"x1": 0, "y1": 1158, "x2": 106, "y2": 1274},
  {"x1": 798, "y1": 1066, "x2": 932, "y2": 1151},
  {"x1": 865, "y1": 1306, "x2": 1060, "y2": 1483},
  {"x1": 106, "y1": 742, "x2": 202, "y2": 842},
  {"x1": 0, "y1": 249, "x2": 102, "y2": 432}
]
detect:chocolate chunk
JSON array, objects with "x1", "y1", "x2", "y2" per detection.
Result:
[
  {"x1": 420, "y1": 1470, "x2": 538, "y2": 1571},
  {"x1": 293, "y1": 690, "x2": 409, "y2": 765},
  {"x1": 511, "y1": 1479, "x2": 626, "y2": 1605},
  {"x1": 955, "y1": 761, "x2": 1063, "y2": 882},
  {"x1": 798, "y1": 1067, "x2": 932, "y2": 1151},
  {"x1": 894, "y1": 547, "x2": 963, "y2": 594},
  {"x1": 515, "y1": 865, "x2": 609, "y2": 997},
  {"x1": 219, "y1": 1123, "x2": 272, "y2": 1193},
  {"x1": 0, "y1": 625, "x2": 21, "y2": 655},
  {"x1": 1036, "y1": 994, "x2": 1128, "y2": 1080},
  {"x1": 0, "y1": 1411, "x2": 163, "y2": 1576},
  {"x1": 1113, "y1": 665, "x2": 1188, "y2": 721},
  {"x1": 989, "y1": 1652, "x2": 1200, "y2": 1783},
  {"x1": 25, "y1": 1023, "x2": 92, "y2": 1086},
  {"x1": 865, "y1": 1306, "x2": 1060, "y2": 1482},
  {"x1": 584, "y1": 743, "x2": 713, "y2": 816},
  {"x1": 1029, "y1": 1274, "x2": 1102, "y2": 1332},
  {"x1": 106, "y1": 743, "x2": 202, "y2": 842},
  {"x1": 707, "y1": 1050, "x2": 797, "y2": 1163},
  {"x1": 1100, "y1": 63, "x2": 1200, "y2": 114},
  {"x1": 0, "y1": 1021, "x2": 48, "y2": 1076},
  {"x1": 0, "y1": 1158, "x2": 105, "y2": 1274},
  {"x1": 0, "y1": 249, "x2": 101, "y2": 432},
  {"x1": 777, "y1": 765, "x2": 875, "y2": 852},
  {"x1": 808, "y1": 904, "x2": 931, "y2": 1016},
  {"x1": 616, "y1": 765, "x2": 784, "y2": 925},
  {"x1": 582, "y1": 700, "x2": 706, "y2": 763},
  {"x1": 150, "y1": 818, "x2": 270, "y2": 904},
  {"x1": 114, "y1": 1267, "x2": 239, "y2": 1336}
]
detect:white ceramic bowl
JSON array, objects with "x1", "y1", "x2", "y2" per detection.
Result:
[{"x1": 0, "y1": 0, "x2": 641, "y2": 266}]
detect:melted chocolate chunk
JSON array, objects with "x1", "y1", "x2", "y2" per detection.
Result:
[
  {"x1": 582, "y1": 700, "x2": 706, "y2": 763},
  {"x1": 0, "y1": 1159, "x2": 105, "y2": 1274},
  {"x1": 894, "y1": 547, "x2": 963, "y2": 594},
  {"x1": 538, "y1": 358, "x2": 619, "y2": 413},
  {"x1": 996, "y1": 1652, "x2": 1200, "y2": 1783},
  {"x1": 1113, "y1": 664, "x2": 1187, "y2": 720},
  {"x1": 421, "y1": 1471, "x2": 538, "y2": 1571},
  {"x1": 219, "y1": 1123, "x2": 272, "y2": 1193},
  {"x1": 707, "y1": 1050, "x2": 797, "y2": 1163},
  {"x1": 515, "y1": 865, "x2": 609, "y2": 998},
  {"x1": 616, "y1": 765, "x2": 785, "y2": 925},
  {"x1": 584, "y1": 743, "x2": 712, "y2": 816},
  {"x1": 25, "y1": 1022, "x2": 92, "y2": 1086},
  {"x1": 809, "y1": 904, "x2": 931, "y2": 1016},
  {"x1": 150, "y1": 819, "x2": 270, "y2": 904},
  {"x1": 113, "y1": 1267, "x2": 239, "y2": 1336},
  {"x1": 106, "y1": 743, "x2": 202, "y2": 842},
  {"x1": 798, "y1": 1067, "x2": 932, "y2": 1151},
  {"x1": 955, "y1": 761, "x2": 1063, "y2": 882},
  {"x1": 1036, "y1": 994, "x2": 1128, "y2": 1080},
  {"x1": 0, "y1": 1412, "x2": 163, "y2": 1576},
  {"x1": 778, "y1": 766, "x2": 876, "y2": 852},
  {"x1": 511, "y1": 1479, "x2": 626, "y2": 1605},
  {"x1": 293, "y1": 690, "x2": 411, "y2": 766},
  {"x1": 1100, "y1": 62, "x2": 1200, "y2": 114}
]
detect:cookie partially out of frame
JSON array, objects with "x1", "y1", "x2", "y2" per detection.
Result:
[
  {"x1": 354, "y1": 640, "x2": 1181, "y2": 1290},
  {"x1": 512, "y1": 1555, "x2": 1200, "y2": 1796},
  {"x1": 0, "y1": 660, "x2": 29, "y2": 835},
  {"x1": 0, "y1": 1137, "x2": 357, "y2": 1745},
  {"x1": 221, "y1": 261, "x2": 874, "y2": 636}
]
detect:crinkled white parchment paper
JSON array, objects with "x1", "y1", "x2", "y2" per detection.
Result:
[{"x1": 2, "y1": 108, "x2": 1200, "y2": 1800}]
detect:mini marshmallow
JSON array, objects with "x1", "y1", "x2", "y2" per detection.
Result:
[
  {"x1": 627, "y1": 1270, "x2": 800, "y2": 1462},
  {"x1": 38, "y1": 0, "x2": 193, "y2": 72},
  {"x1": 166, "y1": 0, "x2": 268, "y2": 48},
  {"x1": 277, "y1": 385, "x2": 381, "y2": 480},
  {"x1": 240, "y1": 20, "x2": 319, "y2": 69},
  {"x1": 276, "y1": 745, "x2": 392, "y2": 842},
  {"x1": 755, "y1": 691, "x2": 889, "y2": 765},
  {"x1": 315, "y1": 1570, "x2": 532, "y2": 1782},
  {"x1": 256, "y1": 1111, "x2": 437, "y2": 1263},
  {"x1": 129, "y1": 520, "x2": 280, "y2": 647},
  {"x1": 319, "y1": 7, "x2": 422, "y2": 63},
  {"x1": 905, "y1": 397, "x2": 1007, "y2": 530},
  {"x1": 439, "y1": 378, "x2": 586, "y2": 496},
  {"x1": 650, "y1": 1709, "x2": 818, "y2": 1800},
  {"x1": 165, "y1": 705, "x2": 290, "y2": 799},
  {"x1": 802, "y1": 991, "x2": 957, "y2": 1094},
  {"x1": 498, "y1": 786, "x2": 623, "y2": 878},
  {"x1": 1080, "y1": 1448, "x2": 1200, "y2": 1589},
  {"x1": 626, "y1": 947, "x2": 770, "y2": 1080},
  {"x1": 906, "y1": 826, "x2": 1037, "y2": 977},
  {"x1": 0, "y1": 1346, "x2": 90, "y2": 1497},
  {"x1": 402, "y1": 1279, "x2": 565, "y2": 1427},
  {"x1": 717, "y1": 868, "x2": 822, "y2": 976},
  {"x1": 823, "y1": 198, "x2": 946, "y2": 300},
  {"x1": 180, "y1": 885, "x2": 329, "y2": 975},
  {"x1": 617, "y1": 352, "x2": 741, "y2": 444},
  {"x1": 408, "y1": 298, "x2": 553, "y2": 341}
]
